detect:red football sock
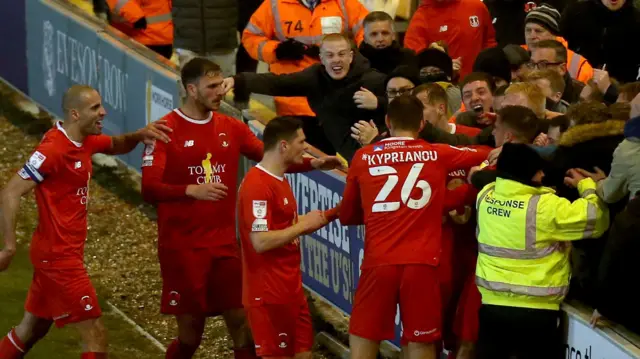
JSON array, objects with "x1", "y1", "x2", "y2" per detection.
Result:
[
  {"x1": 165, "y1": 338, "x2": 198, "y2": 359},
  {"x1": 233, "y1": 347, "x2": 259, "y2": 359},
  {"x1": 81, "y1": 353, "x2": 107, "y2": 359},
  {"x1": 0, "y1": 328, "x2": 25, "y2": 359}
]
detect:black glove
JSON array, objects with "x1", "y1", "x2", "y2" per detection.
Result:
[
  {"x1": 275, "y1": 39, "x2": 306, "y2": 61},
  {"x1": 305, "y1": 45, "x2": 320, "y2": 60},
  {"x1": 133, "y1": 17, "x2": 148, "y2": 30}
]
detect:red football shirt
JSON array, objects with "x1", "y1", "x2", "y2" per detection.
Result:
[
  {"x1": 339, "y1": 137, "x2": 488, "y2": 269},
  {"x1": 141, "y1": 109, "x2": 264, "y2": 254},
  {"x1": 142, "y1": 109, "x2": 314, "y2": 254},
  {"x1": 18, "y1": 122, "x2": 112, "y2": 268},
  {"x1": 237, "y1": 165, "x2": 302, "y2": 306},
  {"x1": 404, "y1": 0, "x2": 497, "y2": 78}
]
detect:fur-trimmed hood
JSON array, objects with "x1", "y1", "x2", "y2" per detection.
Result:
[{"x1": 559, "y1": 120, "x2": 626, "y2": 147}]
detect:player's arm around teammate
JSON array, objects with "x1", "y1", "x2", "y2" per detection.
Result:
[{"x1": 0, "y1": 84, "x2": 170, "y2": 359}]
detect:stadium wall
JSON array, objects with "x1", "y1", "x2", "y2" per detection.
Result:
[
  {"x1": 4, "y1": 0, "x2": 640, "y2": 356},
  {"x1": 0, "y1": 0, "x2": 28, "y2": 93}
]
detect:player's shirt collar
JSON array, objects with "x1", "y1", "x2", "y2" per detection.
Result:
[
  {"x1": 380, "y1": 136, "x2": 415, "y2": 142},
  {"x1": 56, "y1": 121, "x2": 83, "y2": 148},
  {"x1": 174, "y1": 108, "x2": 213, "y2": 124},
  {"x1": 256, "y1": 164, "x2": 284, "y2": 182}
]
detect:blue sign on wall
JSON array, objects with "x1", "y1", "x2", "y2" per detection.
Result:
[
  {"x1": 0, "y1": 1, "x2": 28, "y2": 93},
  {"x1": 25, "y1": 0, "x2": 178, "y2": 170}
]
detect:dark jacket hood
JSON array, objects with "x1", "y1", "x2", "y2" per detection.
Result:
[
  {"x1": 558, "y1": 119, "x2": 626, "y2": 147},
  {"x1": 625, "y1": 116, "x2": 640, "y2": 138}
]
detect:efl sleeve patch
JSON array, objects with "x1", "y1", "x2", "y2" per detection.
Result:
[
  {"x1": 253, "y1": 200, "x2": 267, "y2": 219},
  {"x1": 29, "y1": 151, "x2": 47, "y2": 169},
  {"x1": 251, "y1": 219, "x2": 269, "y2": 232}
]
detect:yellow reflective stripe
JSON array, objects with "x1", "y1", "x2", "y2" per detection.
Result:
[
  {"x1": 257, "y1": 40, "x2": 268, "y2": 62},
  {"x1": 271, "y1": 0, "x2": 286, "y2": 41},
  {"x1": 568, "y1": 54, "x2": 583, "y2": 79},
  {"x1": 581, "y1": 188, "x2": 596, "y2": 197},
  {"x1": 338, "y1": 0, "x2": 348, "y2": 32},
  {"x1": 584, "y1": 202, "x2": 597, "y2": 238},
  {"x1": 352, "y1": 19, "x2": 364, "y2": 35},
  {"x1": 146, "y1": 13, "x2": 171, "y2": 24},
  {"x1": 478, "y1": 194, "x2": 561, "y2": 259},
  {"x1": 475, "y1": 184, "x2": 495, "y2": 240},
  {"x1": 292, "y1": 35, "x2": 323, "y2": 45},
  {"x1": 246, "y1": 22, "x2": 265, "y2": 36},
  {"x1": 476, "y1": 276, "x2": 569, "y2": 298}
]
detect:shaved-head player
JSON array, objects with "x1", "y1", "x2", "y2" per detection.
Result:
[{"x1": 0, "y1": 84, "x2": 171, "y2": 359}]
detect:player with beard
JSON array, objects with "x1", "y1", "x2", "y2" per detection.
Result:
[
  {"x1": 0, "y1": 84, "x2": 171, "y2": 359},
  {"x1": 141, "y1": 58, "x2": 341, "y2": 359}
]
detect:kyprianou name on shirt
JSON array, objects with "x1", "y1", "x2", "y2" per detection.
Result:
[{"x1": 362, "y1": 150, "x2": 439, "y2": 166}]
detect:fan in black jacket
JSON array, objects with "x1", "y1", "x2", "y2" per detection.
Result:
[
  {"x1": 357, "y1": 11, "x2": 418, "y2": 75},
  {"x1": 228, "y1": 36, "x2": 388, "y2": 163},
  {"x1": 561, "y1": 0, "x2": 640, "y2": 83}
]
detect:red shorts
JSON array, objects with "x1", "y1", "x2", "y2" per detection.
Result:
[
  {"x1": 245, "y1": 296, "x2": 313, "y2": 357},
  {"x1": 350, "y1": 265, "x2": 441, "y2": 343},
  {"x1": 159, "y1": 247, "x2": 242, "y2": 316},
  {"x1": 453, "y1": 273, "x2": 481, "y2": 342},
  {"x1": 25, "y1": 266, "x2": 102, "y2": 328}
]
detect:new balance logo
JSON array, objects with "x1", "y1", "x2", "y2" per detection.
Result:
[
  {"x1": 184, "y1": 140, "x2": 194, "y2": 147},
  {"x1": 74, "y1": 161, "x2": 82, "y2": 169},
  {"x1": 439, "y1": 25, "x2": 448, "y2": 32}
]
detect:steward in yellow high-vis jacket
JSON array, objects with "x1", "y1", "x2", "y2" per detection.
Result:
[{"x1": 474, "y1": 143, "x2": 609, "y2": 359}]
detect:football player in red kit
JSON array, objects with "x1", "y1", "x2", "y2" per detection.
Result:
[
  {"x1": 237, "y1": 117, "x2": 339, "y2": 359},
  {"x1": 0, "y1": 85, "x2": 171, "y2": 359},
  {"x1": 141, "y1": 58, "x2": 341, "y2": 359},
  {"x1": 339, "y1": 95, "x2": 488, "y2": 359},
  {"x1": 413, "y1": 83, "x2": 491, "y2": 359}
]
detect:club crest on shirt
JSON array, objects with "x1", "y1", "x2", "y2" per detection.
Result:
[
  {"x1": 469, "y1": 16, "x2": 480, "y2": 28},
  {"x1": 169, "y1": 291, "x2": 181, "y2": 306},
  {"x1": 253, "y1": 200, "x2": 267, "y2": 219},
  {"x1": 80, "y1": 296, "x2": 94, "y2": 311}
]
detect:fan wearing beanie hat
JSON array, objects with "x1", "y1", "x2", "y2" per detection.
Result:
[
  {"x1": 524, "y1": 3, "x2": 562, "y2": 48},
  {"x1": 496, "y1": 143, "x2": 546, "y2": 186},
  {"x1": 524, "y1": 3, "x2": 594, "y2": 84}
]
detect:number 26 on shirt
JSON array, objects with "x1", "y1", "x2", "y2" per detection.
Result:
[{"x1": 369, "y1": 163, "x2": 432, "y2": 213}]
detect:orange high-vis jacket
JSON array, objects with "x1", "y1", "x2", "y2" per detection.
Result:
[
  {"x1": 524, "y1": 37, "x2": 593, "y2": 84},
  {"x1": 108, "y1": 0, "x2": 173, "y2": 46},
  {"x1": 242, "y1": 0, "x2": 368, "y2": 117}
]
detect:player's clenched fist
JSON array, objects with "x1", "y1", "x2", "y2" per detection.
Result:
[
  {"x1": 298, "y1": 210, "x2": 329, "y2": 235},
  {"x1": 186, "y1": 183, "x2": 229, "y2": 201}
]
